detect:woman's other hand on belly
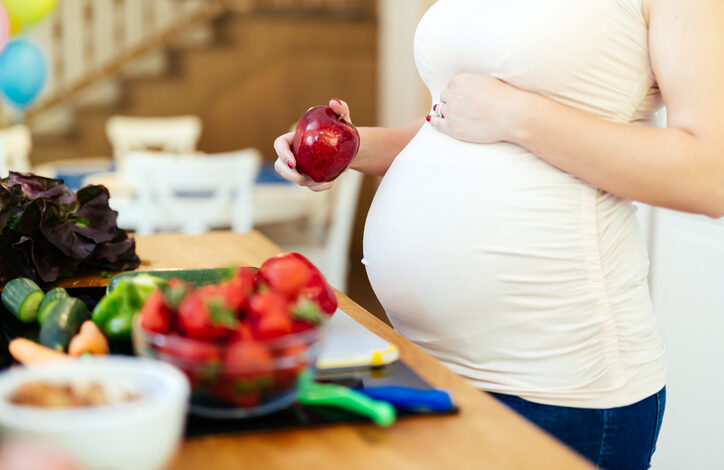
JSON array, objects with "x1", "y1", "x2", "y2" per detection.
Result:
[{"x1": 428, "y1": 73, "x2": 527, "y2": 145}]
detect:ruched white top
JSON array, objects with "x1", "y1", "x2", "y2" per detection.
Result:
[{"x1": 362, "y1": 0, "x2": 667, "y2": 408}]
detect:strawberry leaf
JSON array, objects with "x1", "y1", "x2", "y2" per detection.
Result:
[
  {"x1": 292, "y1": 298, "x2": 327, "y2": 326},
  {"x1": 207, "y1": 299, "x2": 238, "y2": 328}
]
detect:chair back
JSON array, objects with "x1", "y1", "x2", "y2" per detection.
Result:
[
  {"x1": 316, "y1": 170, "x2": 364, "y2": 291},
  {"x1": 107, "y1": 116, "x2": 202, "y2": 172},
  {"x1": 0, "y1": 125, "x2": 32, "y2": 176},
  {"x1": 126, "y1": 150, "x2": 261, "y2": 235}
]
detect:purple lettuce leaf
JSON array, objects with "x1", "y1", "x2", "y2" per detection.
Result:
[
  {"x1": 39, "y1": 202, "x2": 97, "y2": 260},
  {"x1": 88, "y1": 231, "x2": 140, "y2": 270},
  {"x1": 16, "y1": 198, "x2": 42, "y2": 237},
  {"x1": 13, "y1": 236, "x2": 80, "y2": 283},
  {"x1": 7, "y1": 172, "x2": 75, "y2": 208},
  {"x1": 0, "y1": 173, "x2": 140, "y2": 285},
  {"x1": 0, "y1": 181, "x2": 26, "y2": 234},
  {"x1": 0, "y1": 233, "x2": 35, "y2": 283},
  {"x1": 73, "y1": 185, "x2": 118, "y2": 243}
]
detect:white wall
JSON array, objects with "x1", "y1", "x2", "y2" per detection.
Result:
[
  {"x1": 377, "y1": 0, "x2": 434, "y2": 127},
  {"x1": 635, "y1": 108, "x2": 724, "y2": 468},
  {"x1": 643, "y1": 208, "x2": 724, "y2": 469}
]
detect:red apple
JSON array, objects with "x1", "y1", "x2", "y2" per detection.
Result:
[{"x1": 291, "y1": 106, "x2": 361, "y2": 183}]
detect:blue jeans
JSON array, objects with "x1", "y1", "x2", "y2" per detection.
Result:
[{"x1": 491, "y1": 387, "x2": 666, "y2": 469}]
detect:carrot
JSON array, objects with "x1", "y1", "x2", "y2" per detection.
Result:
[
  {"x1": 8, "y1": 338, "x2": 71, "y2": 365},
  {"x1": 68, "y1": 321, "x2": 110, "y2": 357}
]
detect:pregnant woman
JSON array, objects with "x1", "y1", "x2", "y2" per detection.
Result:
[{"x1": 274, "y1": 0, "x2": 724, "y2": 467}]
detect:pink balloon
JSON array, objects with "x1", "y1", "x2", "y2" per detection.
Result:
[{"x1": 0, "y1": 4, "x2": 8, "y2": 54}]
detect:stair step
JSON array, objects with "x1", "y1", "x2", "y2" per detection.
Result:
[
  {"x1": 30, "y1": 135, "x2": 83, "y2": 165},
  {"x1": 74, "y1": 81, "x2": 123, "y2": 109},
  {"x1": 122, "y1": 77, "x2": 190, "y2": 116},
  {"x1": 30, "y1": 106, "x2": 76, "y2": 137},
  {"x1": 123, "y1": 52, "x2": 170, "y2": 79}
]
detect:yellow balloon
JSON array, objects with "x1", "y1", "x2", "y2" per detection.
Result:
[
  {"x1": 2, "y1": 0, "x2": 58, "y2": 31},
  {"x1": 8, "y1": 10, "x2": 20, "y2": 36}
]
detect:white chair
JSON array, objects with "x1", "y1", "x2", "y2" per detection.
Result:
[
  {"x1": 274, "y1": 170, "x2": 364, "y2": 292},
  {"x1": 0, "y1": 124, "x2": 32, "y2": 176},
  {"x1": 121, "y1": 150, "x2": 261, "y2": 235},
  {"x1": 106, "y1": 115, "x2": 202, "y2": 173}
]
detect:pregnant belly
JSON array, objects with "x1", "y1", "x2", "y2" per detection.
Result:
[{"x1": 362, "y1": 125, "x2": 651, "y2": 386}]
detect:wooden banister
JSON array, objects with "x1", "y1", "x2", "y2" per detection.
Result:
[{"x1": 25, "y1": 0, "x2": 230, "y2": 120}]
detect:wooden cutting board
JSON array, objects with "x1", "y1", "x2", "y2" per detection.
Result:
[{"x1": 0, "y1": 271, "x2": 117, "y2": 292}]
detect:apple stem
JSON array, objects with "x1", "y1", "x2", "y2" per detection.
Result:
[{"x1": 337, "y1": 113, "x2": 345, "y2": 122}]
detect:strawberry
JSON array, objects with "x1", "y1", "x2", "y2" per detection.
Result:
[
  {"x1": 233, "y1": 391, "x2": 262, "y2": 408},
  {"x1": 257, "y1": 253, "x2": 338, "y2": 315},
  {"x1": 247, "y1": 291, "x2": 289, "y2": 319},
  {"x1": 291, "y1": 319, "x2": 315, "y2": 334},
  {"x1": 155, "y1": 337, "x2": 221, "y2": 387},
  {"x1": 256, "y1": 254, "x2": 311, "y2": 298},
  {"x1": 212, "y1": 338, "x2": 275, "y2": 407},
  {"x1": 139, "y1": 289, "x2": 173, "y2": 334},
  {"x1": 161, "y1": 339, "x2": 221, "y2": 363},
  {"x1": 161, "y1": 278, "x2": 192, "y2": 310},
  {"x1": 273, "y1": 343, "x2": 309, "y2": 390},
  {"x1": 254, "y1": 312, "x2": 293, "y2": 340},
  {"x1": 177, "y1": 286, "x2": 238, "y2": 340},
  {"x1": 209, "y1": 381, "x2": 262, "y2": 407},
  {"x1": 231, "y1": 323, "x2": 255, "y2": 342},
  {"x1": 247, "y1": 291, "x2": 293, "y2": 340},
  {"x1": 218, "y1": 267, "x2": 256, "y2": 314},
  {"x1": 223, "y1": 338, "x2": 274, "y2": 396},
  {"x1": 297, "y1": 270, "x2": 337, "y2": 316},
  {"x1": 291, "y1": 298, "x2": 327, "y2": 326},
  {"x1": 224, "y1": 339, "x2": 273, "y2": 376}
]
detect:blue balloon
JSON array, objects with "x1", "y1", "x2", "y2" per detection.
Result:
[{"x1": 0, "y1": 38, "x2": 47, "y2": 108}]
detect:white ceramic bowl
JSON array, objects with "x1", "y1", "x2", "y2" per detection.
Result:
[{"x1": 0, "y1": 357, "x2": 190, "y2": 470}]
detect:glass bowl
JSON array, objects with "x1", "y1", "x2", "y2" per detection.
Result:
[{"x1": 131, "y1": 317, "x2": 323, "y2": 419}]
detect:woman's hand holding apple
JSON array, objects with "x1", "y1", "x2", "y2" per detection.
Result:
[{"x1": 273, "y1": 98, "x2": 357, "y2": 192}]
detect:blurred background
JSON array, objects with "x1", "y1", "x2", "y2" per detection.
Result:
[
  {"x1": 0, "y1": 1, "x2": 721, "y2": 468},
  {"x1": 0, "y1": 0, "x2": 435, "y2": 320}
]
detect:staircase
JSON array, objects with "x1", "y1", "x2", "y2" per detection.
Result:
[{"x1": 15, "y1": 0, "x2": 378, "y2": 165}]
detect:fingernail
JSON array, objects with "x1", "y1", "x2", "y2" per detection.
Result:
[
  {"x1": 287, "y1": 159, "x2": 294, "y2": 168},
  {"x1": 426, "y1": 115, "x2": 431, "y2": 122},
  {"x1": 433, "y1": 104, "x2": 437, "y2": 111},
  {"x1": 332, "y1": 98, "x2": 341, "y2": 105}
]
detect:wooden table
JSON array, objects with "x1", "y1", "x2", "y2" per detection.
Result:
[{"x1": 129, "y1": 231, "x2": 593, "y2": 470}]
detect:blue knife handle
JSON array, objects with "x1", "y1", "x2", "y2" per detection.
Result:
[{"x1": 355, "y1": 386, "x2": 454, "y2": 412}]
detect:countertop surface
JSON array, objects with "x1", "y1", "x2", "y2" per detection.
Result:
[{"x1": 127, "y1": 231, "x2": 593, "y2": 470}]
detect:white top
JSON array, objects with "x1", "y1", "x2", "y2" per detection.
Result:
[{"x1": 362, "y1": 0, "x2": 667, "y2": 408}]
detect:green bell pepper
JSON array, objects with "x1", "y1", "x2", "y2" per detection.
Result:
[{"x1": 92, "y1": 275, "x2": 167, "y2": 340}]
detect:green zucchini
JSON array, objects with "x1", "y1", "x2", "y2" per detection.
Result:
[
  {"x1": 2, "y1": 278, "x2": 44, "y2": 323},
  {"x1": 39, "y1": 297, "x2": 91, "y2": 352},
  {"x1": 37, "y1": 288, "x2": 69, "y2": 325}
]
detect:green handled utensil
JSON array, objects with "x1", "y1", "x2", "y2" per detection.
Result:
[{"x1": 296, "y1": 371, "x2": 396, "y2": 427}]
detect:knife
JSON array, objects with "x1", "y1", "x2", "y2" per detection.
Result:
[
  {"x1": 296, "y1": 371, "x2": 397, "y2": 427},
  {"x1": 354, "y1": 386, "x2": 454, "y2": 413}
]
